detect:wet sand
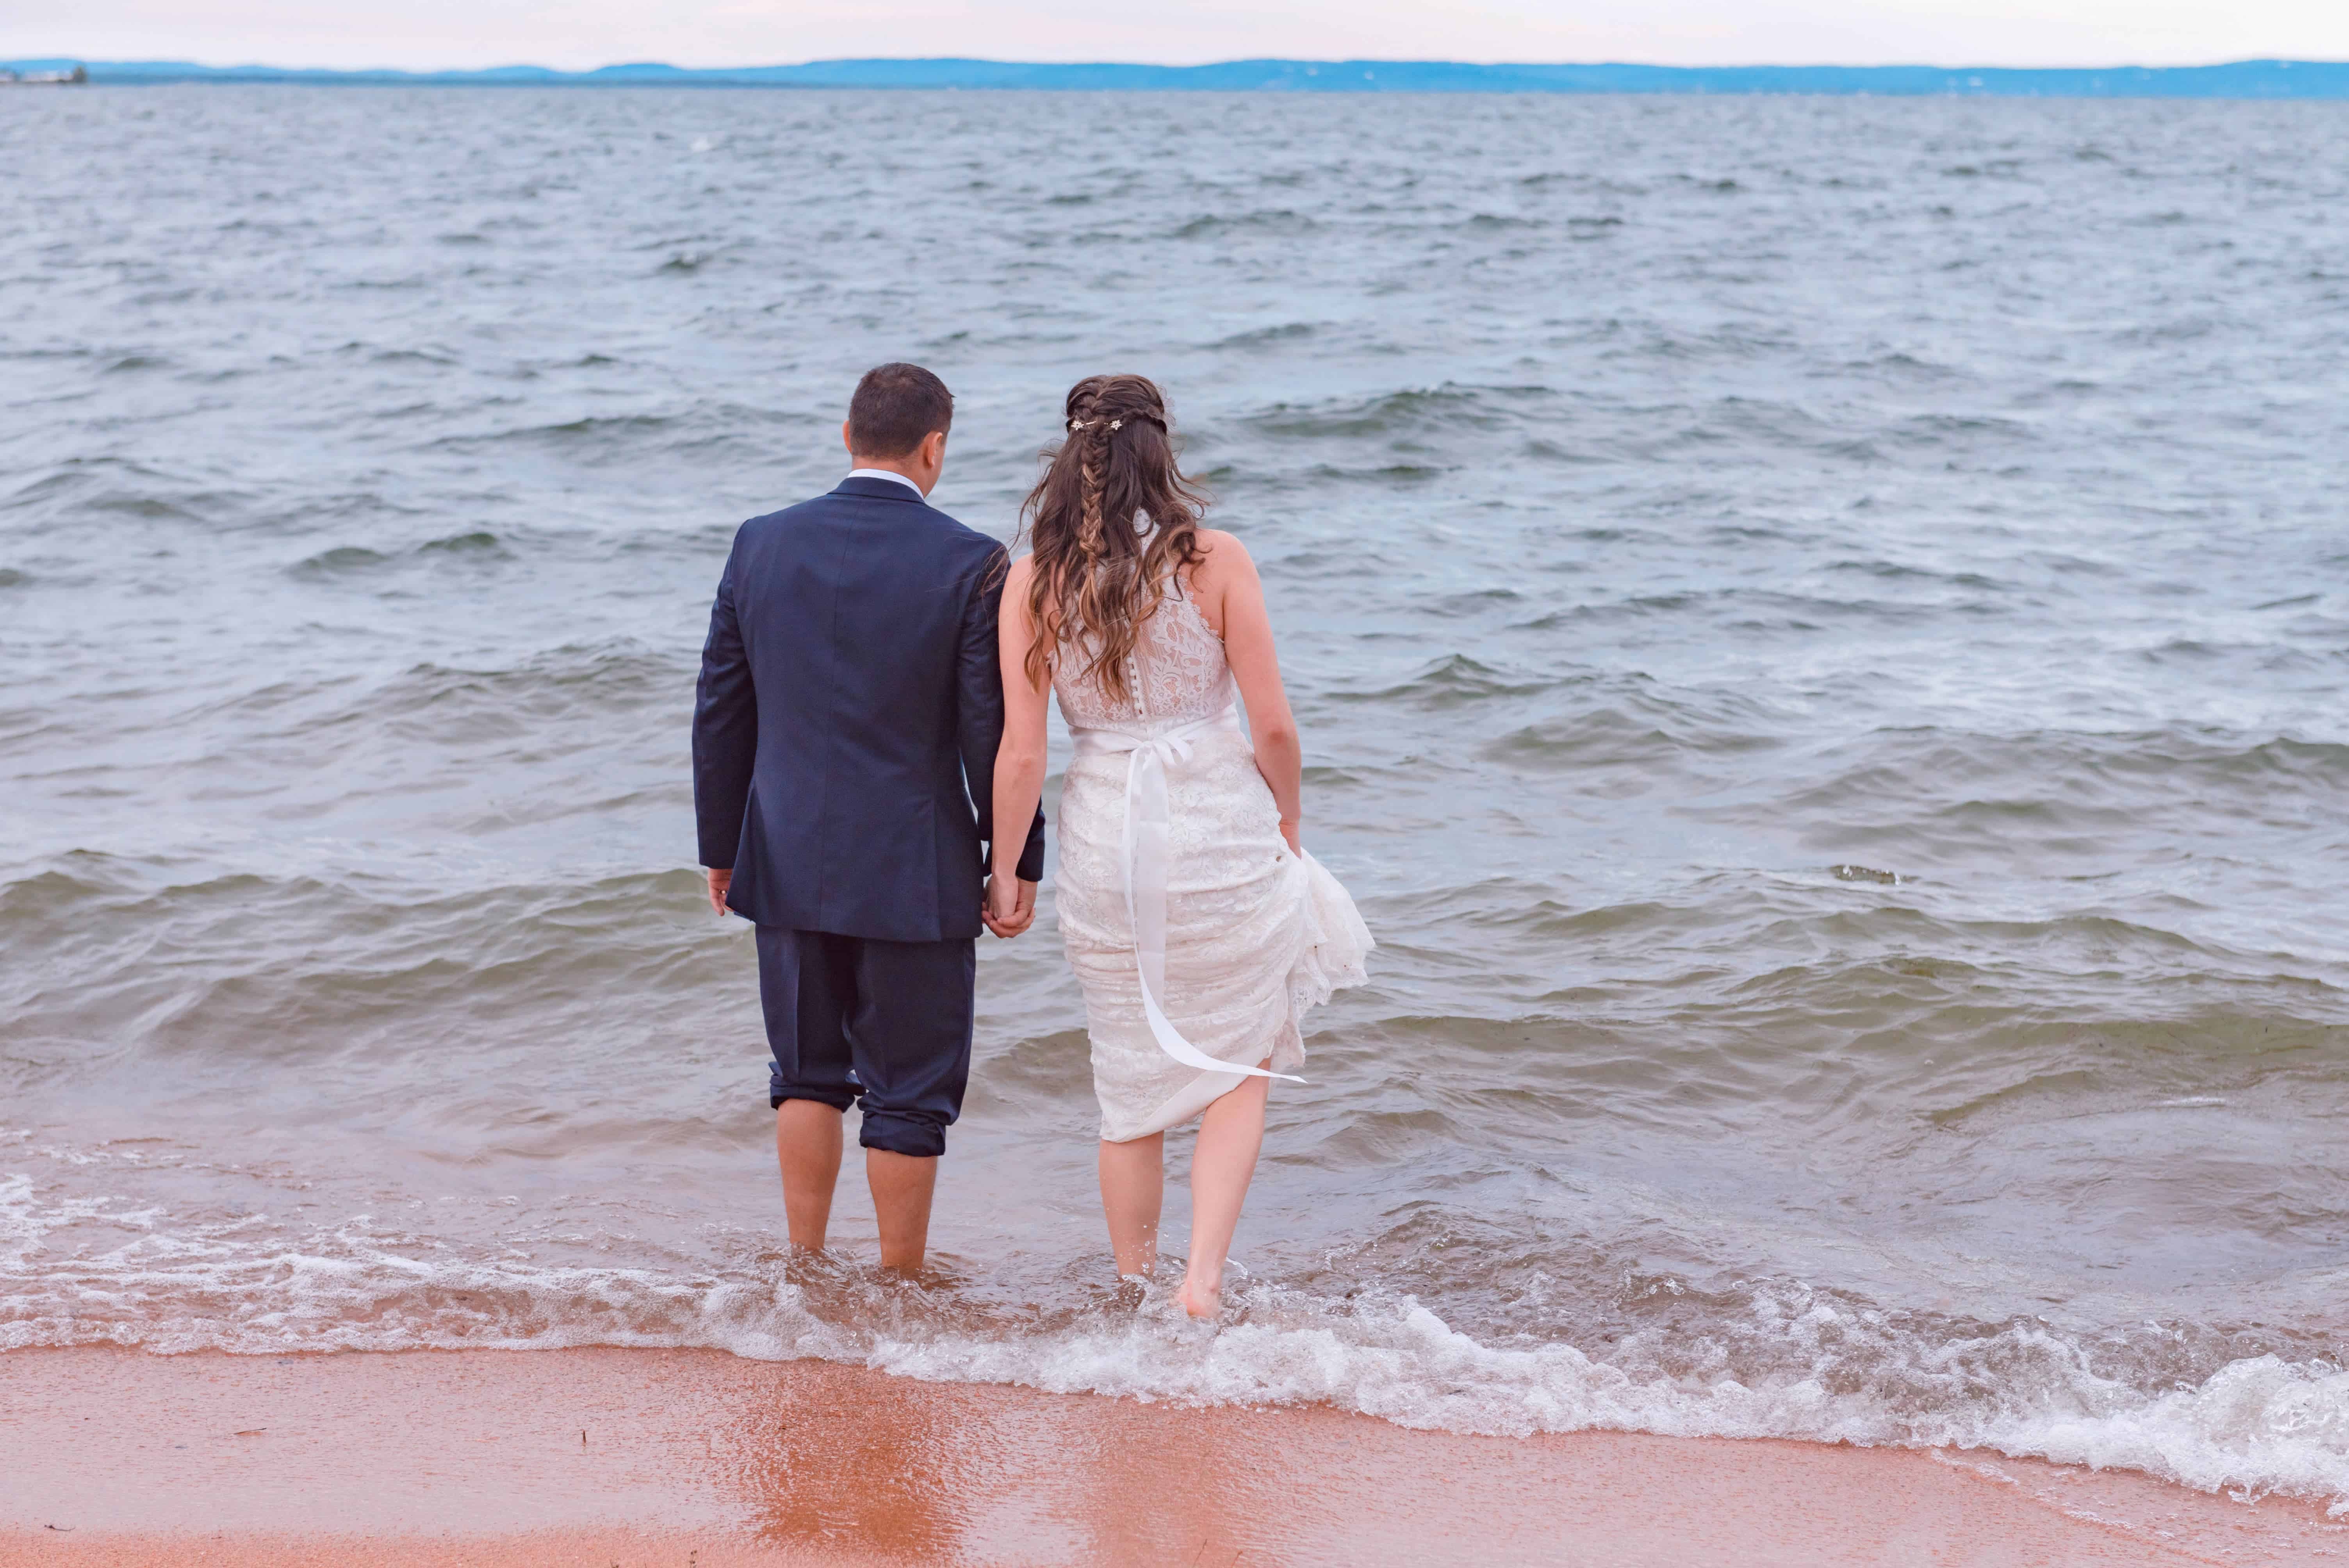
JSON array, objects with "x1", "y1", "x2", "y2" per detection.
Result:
[{"x1": 0, "y1": 1347, "x2": 2337, "y2": 1566}]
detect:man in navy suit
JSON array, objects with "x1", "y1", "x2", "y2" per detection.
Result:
[{"x1": 693, "y1": 363, "x2": 1044, "y2": 1275}]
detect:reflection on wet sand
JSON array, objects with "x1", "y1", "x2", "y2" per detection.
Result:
[
  {"x1": 726, "y1": 1356, "x2": 970, "y2": 1560},
  {"x1": 2, "y1": 1346, "x2": 2338, "y2": 1566},
  {"x1": 718, "y1": 1354, "x2": 1249, "y2": 1562}
]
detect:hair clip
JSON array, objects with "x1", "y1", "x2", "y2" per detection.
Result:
[{"x1": 1109, "y1": 419, "x2": 1123, "y2": 430}]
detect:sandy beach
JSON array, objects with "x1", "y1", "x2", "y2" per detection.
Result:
[{"x1": 0, "y1": 1347, "x2": 2337, "y2": 1565}]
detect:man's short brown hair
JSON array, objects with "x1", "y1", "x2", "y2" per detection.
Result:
[{"x1": 847, "y1": 363, "x2": 954, "y2": 459}]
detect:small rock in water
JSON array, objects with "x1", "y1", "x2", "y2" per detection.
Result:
[{"x1": 1829, "y1": 864, "x2": 1900, "y2": 884}]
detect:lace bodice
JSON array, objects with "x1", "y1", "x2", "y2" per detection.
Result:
[{"x1": 1053, "y1": 584, "x2": 1236, "y2": 735}]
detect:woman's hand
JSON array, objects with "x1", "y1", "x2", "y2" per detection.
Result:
[
  {"x1": 984, "y1": 875, "x2": 1037, "y2": 939},
  {"x1": 1280, "y1": 819, "x2": 1302, "y2": 857}
]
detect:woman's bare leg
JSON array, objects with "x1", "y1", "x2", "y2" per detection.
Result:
[
  {"x1": 1178, "y1": 1065, "x2": 1271, "y2": 1319},
  {"x1": 1098, "y1": 1132, "x2": 1165, "y2": 1279}
]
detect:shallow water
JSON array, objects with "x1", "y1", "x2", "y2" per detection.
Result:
[{"x1": 5, "y1": 84, "x2": 2349, "y2": 1511}]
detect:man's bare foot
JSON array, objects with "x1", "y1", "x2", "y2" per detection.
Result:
[
  {"x1": 1176, "y1": 1280, "x2": 1220, "y2": 1320},
  {"x1": 879, "y1": 1257, "x2": 966, "y2": 1290}
]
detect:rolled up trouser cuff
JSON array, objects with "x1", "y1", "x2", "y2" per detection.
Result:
[
  {"x1": 757, "y1": 925, "x2": 971, "y2": 1158},
  {"x1": 772, "y1": 1083, "x2": 856, "y2": 1112},
  {"x1": 855, "y1": 1107, "x2": 948, "y2": 1158}
]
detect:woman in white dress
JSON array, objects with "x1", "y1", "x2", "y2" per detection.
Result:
[{"x1": 989, "y1": 374, "x2": 1372, "y2": 1319}]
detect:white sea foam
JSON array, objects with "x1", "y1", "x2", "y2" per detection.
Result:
[{"x1": 6, "y1": 1175, "x2": 2347, "y2": 1520}]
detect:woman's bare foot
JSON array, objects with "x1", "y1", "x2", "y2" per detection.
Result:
[{"x1": 1176, "y1": 1279, "x2": 1220, "y2": 1320}]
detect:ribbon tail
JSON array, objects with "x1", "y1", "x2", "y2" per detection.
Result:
[
  {"x1": 1121, "y1": 744, "x2": 1303, "y2": 1086},
  {"x1": 1138, "y1": 964, "x2": 1303, "y2": 1084}
]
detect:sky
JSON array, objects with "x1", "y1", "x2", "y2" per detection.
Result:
[{"x1": 5, "y1": 0, "x2": 2348, "y2": 72}]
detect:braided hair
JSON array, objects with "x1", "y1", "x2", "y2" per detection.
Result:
[{"x1": 1020, "y1": 375, "x2": 1208, "y2": 704}]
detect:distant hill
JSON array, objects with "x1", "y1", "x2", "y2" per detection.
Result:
[{"x1": 9, "y1": 56, "x2": 2349, "y2": 98}]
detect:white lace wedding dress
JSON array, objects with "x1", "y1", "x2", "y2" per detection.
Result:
[{"x1": 1052, "y1": 575, "x2": 1372, "y2": 1143}]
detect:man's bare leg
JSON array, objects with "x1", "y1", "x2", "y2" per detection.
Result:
[
  {"x1": 775, "y1": 1099, "x2": 845, "y2": 1252},
  {"x1": 866, "y1": 1149, "x2": 939, "y2": 1275}
]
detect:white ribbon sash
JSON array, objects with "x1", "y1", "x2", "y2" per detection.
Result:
[{"x1": 1071, "y1": 705, "x2": 1305, "y2": 1084}]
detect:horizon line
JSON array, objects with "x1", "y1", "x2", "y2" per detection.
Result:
[
  {"x1": 17, "y1": 52, "x2": 2349, "y2": 71},
  {"x1": 7, "y1": 55, "x2": 2349, "y2": 100}
]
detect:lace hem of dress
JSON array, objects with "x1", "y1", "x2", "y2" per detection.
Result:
[{"x1": 1281, "y1": 848, "x2": 1374, "y2": 1064}]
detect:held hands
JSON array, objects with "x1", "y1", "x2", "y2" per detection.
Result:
[
  {"x1": 708, "y1": 863, "x2": 1034, "y2": 936},
  {"x1": 709, "y1": 864, "x2": 1036, "y2": 937},
  {"x1": 983, "y1": 875, "x2": 1038, "y2": 939}
]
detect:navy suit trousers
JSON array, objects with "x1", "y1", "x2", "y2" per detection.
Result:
[{"x1": 757, "y1": 926, "x2": 975, "y2": 1158}]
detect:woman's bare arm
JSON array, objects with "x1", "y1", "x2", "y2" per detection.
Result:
[
  {"x1": 989, "y1": 555, "x2": 1052, "y2": 930},
  {"x1": 1197, "y1": 531, "x2": 1302, "y2": 853}
]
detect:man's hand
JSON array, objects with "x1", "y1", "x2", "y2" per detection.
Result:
[
  {"x1": 983, "y1": 875, "x2": 1037, "y2": 939},
  {"x1": 706, "y1": 866, "x2": 733, "y2": 917}
]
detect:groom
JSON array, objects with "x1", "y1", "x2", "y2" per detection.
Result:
[{"x1": 693, "y1": 362, "x2": 1044, "y2": 1275}]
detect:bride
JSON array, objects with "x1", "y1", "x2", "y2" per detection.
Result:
[{"x1": 989, "y1": 374, "x2": 1372, "y2": 1319}]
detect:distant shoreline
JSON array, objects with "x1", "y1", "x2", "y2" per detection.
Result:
[{"x1": 4, "y1": 55, "x2": 2348, "y2": 99}]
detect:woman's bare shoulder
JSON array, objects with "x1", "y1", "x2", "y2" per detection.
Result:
[{"x1": 1189, "y1": 529, "x2": 1256, "y2": 583}]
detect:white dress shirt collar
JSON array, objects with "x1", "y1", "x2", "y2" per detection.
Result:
[{"x1": 843, "y1": 467, "x2": 926, "y2": 498}]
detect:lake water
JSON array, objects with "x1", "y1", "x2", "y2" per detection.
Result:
[{"x1": 5, "y1": 83, "x2": 2349, "y2": 1511}]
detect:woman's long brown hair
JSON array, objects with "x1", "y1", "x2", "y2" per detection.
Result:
[{"x1": 1020, "y1": 374, "x2": 1209, "y2": 705}]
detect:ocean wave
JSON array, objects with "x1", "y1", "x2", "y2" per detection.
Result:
[
  {"x1": 1211, "y1": 321, "x2": 1319, "y2": 349},
  {"x1": 422, "y1": 403, "x2": 822, "y2": 465},
  {"x1": 0, "y1": 859, "x2": 739, "y2": 1107},
  {"x1": 289, "y1": 543, "x2": 396, "y2": 576},
  {"x1": 1171, "y1": 210, "x2": 1319, "y2": 239},
  {"x1": 1247, "y1": 383, "x2": 1555, "y2": 440},
  {"x1": 288, "y1": 527, "x2": 513, "y2": 577},
  {"x1": 129, "y1": 640, "x2": 686, "y2": 755},
  {"x1": 1767, "y1": 728, "x2": 2349, "y2": 830},
  {"x1": 366, "y1": 643, "x2": 688, "y2": 736},
  {"x1": 1483, "y1": 704, "x2": 1782, "y2": 771},
  {"x1": 1329, "y1": 653, "x2": 1566, "y2": 708},
  {"x1": 5, "y1": 1183, "x2": 2343, "y2": 1515}
]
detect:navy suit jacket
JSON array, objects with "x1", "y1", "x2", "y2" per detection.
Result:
[{"x1": 693, "y1": 476, "x2": 1046, "y2": 943}]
